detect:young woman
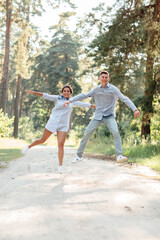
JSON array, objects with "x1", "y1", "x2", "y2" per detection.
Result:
[{"x1": 22, "y1": 85, "x2": 96, "y2": 173}]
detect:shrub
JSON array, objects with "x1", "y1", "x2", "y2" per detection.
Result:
[
  {"x1": 151, "y1": 98, "x2": 160, "y2": 143},
  {"x1": 18, "y1": 116, "x2": 34, "y2": 141},
  {"x1": 0, "y1": 110, "x2": 14, "y2": 137}
]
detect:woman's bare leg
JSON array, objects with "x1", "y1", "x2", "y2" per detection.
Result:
[
  {"x1": 57, "y1": 131, "x2": 67, "y2": 166},
  {"x1": 28, "y1": 128, "x2": 52, "y2": 148}
]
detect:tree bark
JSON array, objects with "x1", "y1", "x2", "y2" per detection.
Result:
[
  {"x1": 141, "y1": 51, "x2": 155, "y2": 139},
  {"x1": 0, "y1": 0, "x2": 12, "y2": 113},
  {"x1": 141, "y1": 0, "x2": 160, "y2": 139},
  {"x1": 13, "y1": 74, "x2": 21, "y2": 138},
  {"x1": 41, "y1": 71, "x2": 50, "y2": 88},
  {"x1": 19, "y1": 89, "x2": 23, "y2": 118}
]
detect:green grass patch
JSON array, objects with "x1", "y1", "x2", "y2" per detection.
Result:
[
  {"x1": 0, "y1": 138, "x2": 25, "y2": 168},
  {"x1": 85, "y1": 138, "x2": 160, "y2": 172},
  {"x1": 123, "y1": 144, "x2": 160, "y2": 172},
  {"x1": 0, "y1": 149, "x2": 22, "y2": 162},
  {"x1": 0, "y1": 148, "x2": 22, "y2": 169},
  {"x1": 85, "y1": 140, "x2": 115, "y2": 156}
]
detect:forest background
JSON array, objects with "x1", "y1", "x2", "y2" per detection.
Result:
[{"x1": 0, "y1": 0, "x2": 160, "y2": 171}]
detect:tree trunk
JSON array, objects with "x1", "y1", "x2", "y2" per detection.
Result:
[
  {"x1": 118, "y1": 101, "x2": 122, "y2": 121},
  {"x1": 13, "y1": 74, "x2": 21, "y2": 138},
  {"x1": 41, "y1": 71, "x2": 50, "y2": 88},
  {"x1": 141, "y1": 0, "x2": 159, "y2": 139},
  {"x1": 0, "y1": 0, "x2": 12, "y2": 113},
  {"x1": 65, "y1": 54, "x2": 69, "y2": 84},
  {"x1": 19, "y1": 89, "x2": 23, "y2": 118},
  {"x1": 141, "y1": 113, "x2": 151, "y2": 139},
  {"x1": 141, "y1": 52, "x2": 155, "y2": 139}
]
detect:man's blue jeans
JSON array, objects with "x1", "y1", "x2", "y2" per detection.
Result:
[{"x1": 77, "y1": 116, "x2": 122, "y2": 157}]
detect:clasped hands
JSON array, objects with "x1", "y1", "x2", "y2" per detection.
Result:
[{"x1": 63, "y1": 100, "x2": 71, "y2": 108}]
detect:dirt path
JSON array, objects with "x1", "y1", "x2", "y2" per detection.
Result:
[{"x1": 0, "y1": 146, "x2": 160, "y2": 240}]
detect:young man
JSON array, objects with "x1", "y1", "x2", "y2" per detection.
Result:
[{"x1": 63, "y1": 71, "x2": 140, "y2": 163}]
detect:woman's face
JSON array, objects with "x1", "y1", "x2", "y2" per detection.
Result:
[{"x1": 62, "y1": 87, "x2": 72, "y2": 99}]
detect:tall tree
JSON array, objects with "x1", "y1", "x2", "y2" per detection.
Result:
[
  {"x1": 0, "y1": 0, "x2": 12, "y2": 113},
  {"x1": 140, "y1": 0, "x2": 160, "y2": 139},
  {"x1": 13, "y1": 25, "x2": 30, "y2": 138},
  {"x1": 46, "y1": 12, "x2": 81, "y2": 95}
]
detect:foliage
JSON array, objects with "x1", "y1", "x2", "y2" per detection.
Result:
[
  {"x1": 72, "y1": 107, "x2": 93, "y2": 130},
  {"x1": 45, "y1": 28, "x2": 81, "y2": 95},
  {"x1": 151, "y1": 97, "x2": 160, "y2": 142},
  {"x1": 30, "y1": 97, "x2": 50, "y2": 131},
  {"x1": 85, "y1": 135, "x2": 115, "y2": 156},
  {"x1": 72, "y1": 125, "x2": 87, "y2": 139},
  {"x1": 18, "y1": 116, "x2": 34, "y2": 141},
  {"x1": 0, "y1": 109, "x2": 14, "y2": 137},
  {"x1": 85, "y1": 135, "x2": 160, "y2": 172}
]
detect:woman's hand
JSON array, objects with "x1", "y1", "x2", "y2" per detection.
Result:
[
  {"x1": 25, "y1": 90, "x2": 33, "y2": 94},
  {"x1": 25, "y1": 90, "x2": 43, "y2": 97},
  {"x1": 91, "y1": 104, "x2": 96, "y2": 108},
  {"x1": 63, "y1": 100, "x2": 71, "y2": 108}
]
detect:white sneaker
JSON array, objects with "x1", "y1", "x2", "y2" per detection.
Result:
[
  {"x1": 22, "y1": 145, "x2": 29, "y2": 155},
  {"x1": 71, "y1": 156, "x2": 82, "y2": 164},
  {"x1": 58, "y1": 166, "x2": 63, "y2": 174},
  {"x1": 116, "y1": 155, "x2": 128, "y2": 163}
]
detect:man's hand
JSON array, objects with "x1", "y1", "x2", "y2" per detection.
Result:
[
  {"x1": 134, "y1": 109, "x2": 140, "y2": 118},
  {"x1": 91, "y1": 104, "x2": 96, "y2": 108},
  {"x1": 63, "y1": 100, "x2": 71, "y2": 108}
]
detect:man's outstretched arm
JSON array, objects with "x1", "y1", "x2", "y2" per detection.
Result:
[{"x1": 63, "y1": 88, "x2": 97, "y2": 108}]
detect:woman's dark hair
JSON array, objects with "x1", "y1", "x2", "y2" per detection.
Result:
[{"x1": 61, "y1": 85, "x2": 73, "y2": 94}]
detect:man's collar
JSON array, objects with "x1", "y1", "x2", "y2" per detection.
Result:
[{"x1": 99, "y1": 83, "x2": 110, "y2": 88}]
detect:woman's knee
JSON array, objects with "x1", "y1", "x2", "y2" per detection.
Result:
[{"x1": 58, "y1": 142, "x2": 64, "y2": 148}]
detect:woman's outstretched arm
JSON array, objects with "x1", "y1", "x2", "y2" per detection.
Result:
[{"x1": 25, "y1": 90, "x2": 43, "y2": 97}]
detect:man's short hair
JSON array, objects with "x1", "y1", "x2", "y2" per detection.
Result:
[{"x1": 100, "y1": 71, "x2": 109, "y2": 75}]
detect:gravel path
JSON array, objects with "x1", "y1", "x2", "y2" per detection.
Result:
[{"x1": 0, "y1": 146, "x2": 160, "y2": 240}]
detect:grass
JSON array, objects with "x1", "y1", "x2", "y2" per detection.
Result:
[
  {"x1": 0, "y1": 149, "x2": 22, "y2": 161},
  {"x1": 0, "y1": 148, "x2": 23, "y2": 169},
  {"x1": 123, "y1": 144, "x2": 160, "y2": 172},
  {"x1": 85, "y1": 140, "x2": 115, "y2": 156},
  {"x1": 1, "y1": 136, "x2": 159, "y2": 173},
  {"x1": 85, "y1": 138, "x2": 160, "y2": 172},
  {"x1": 0, "y1": 138, "x2": 26, "y2": 168},
  {"x1": 0, "y1": 136, "x2": 76, "y2": 169}
]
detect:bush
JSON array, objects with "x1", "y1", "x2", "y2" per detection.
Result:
[
  {"x1": 151, "y1": 98, "x2": 160, "y2": 143},
  {"x1": 18, "y1": 116, "x2": 34, "y2": 141},
  {"x1": 73, "y1": 125, "x2": 87, "y2": 139},
  {"x1": 0, "y1": 109, "x2": 14, "y2": 137}
]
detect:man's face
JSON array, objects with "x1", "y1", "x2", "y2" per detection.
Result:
[{"x1": 99, "y1": 73, "x2": 109, "y2": 86}]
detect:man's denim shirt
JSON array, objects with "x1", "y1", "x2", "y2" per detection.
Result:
[{"x1": 70, "y1": 83, "x2": 137, "y2": 120}]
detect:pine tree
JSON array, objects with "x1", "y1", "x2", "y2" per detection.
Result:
[
  {"x1": 13, "y1": 25, "x2": 31, "y2": 138},
  {"x1": 0, "y1": 0, "x2": 12, "y2": 114},
  {"x1": 46, "y1": 12, "x2": 81, "y2": 95}
]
